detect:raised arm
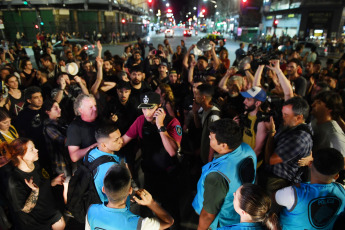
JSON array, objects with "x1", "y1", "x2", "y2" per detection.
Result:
[
  {"x1": 266, "y1": 60, "x2": 294, "y2": 101},
  {"x1": 210, "y1": 42, "x2": 220, "y2": 70},
  {"x1": 97, "y1": 40, "x2": 102, "y2": 59},
  {"x1": 253, "y1": 65, "x2": 265, "y2": 87},
  {"x1": 183, "y1": 44, "x2": 195, "y2": 70},
  {"x1": 54, "y1": 76, "x2": 66, "y2": 103},
  {"x1": 218, "y1": 69, "x2": 232, "y2": 92},
  {"x1": 155, "y1": 108, "x2": 179, "y2": 157},
  {"x1": 188, "y1": 60, "x2": 197, "y2": 85},
  {"x1": 74, "y1": 75, "x2": 89, "y2": 95},
  {"x1": 132, "y1": 189, "x2": 174, "y2": 230},
  {"x1": 90, "y1": 57, "x2": 104, "y2": 97}
]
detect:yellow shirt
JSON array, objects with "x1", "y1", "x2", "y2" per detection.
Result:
[
  {"x1": 242, "y1": 115, "x2": 257, "y2": 150},
  {"x1": 0, "y1": 125, "x2": 19, "y2": 144}
]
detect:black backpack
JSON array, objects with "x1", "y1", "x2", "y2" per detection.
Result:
[{"x1": 66, "y1": 148, "x2": 117, "y2": 223}]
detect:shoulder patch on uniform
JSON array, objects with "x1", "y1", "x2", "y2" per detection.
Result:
[
  {"x1": 308, "y1": 196, "x2": 341, "y2": 228},
  {"x1": 175, "y1": 125, "x2": 182, "y2": 136}
]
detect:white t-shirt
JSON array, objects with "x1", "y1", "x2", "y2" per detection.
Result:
[{"x1": 275, "y1": 186, "x2": 295, "y2": 210}]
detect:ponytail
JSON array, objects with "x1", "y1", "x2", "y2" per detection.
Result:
[
  {"x1": 263, "y1": 212, "x2": 281, "y2": 230},
  {"x1": 239, "y1": 184, "x2": 281, "y2": 230}
]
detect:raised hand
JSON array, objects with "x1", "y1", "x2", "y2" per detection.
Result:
[
  {"x1": 24, "y1": 176, "x2": 39, "y2": 192},
  {"x1": 51, "y1": 173, "x2": 66, "y2": 186},
  {"x1": 132, "y1": 189, "x2": 153, "y2": 206}
]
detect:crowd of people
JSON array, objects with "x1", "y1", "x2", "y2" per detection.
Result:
[{"x1": 0, "y1": 31, "x2": 345, "y2": 230}]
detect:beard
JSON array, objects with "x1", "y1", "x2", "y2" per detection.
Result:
[
  {"x1": 131, "y1": 79, "x2": 141, "y2": 85},
  {"x1": 245, "y1": 104, "x2": 256, "y2": 113}
]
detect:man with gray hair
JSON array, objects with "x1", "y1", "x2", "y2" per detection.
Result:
[
  {"x1": 263, "y1": 96, "x2": 313, "y2": 194},
  {"x1": 66, "y1": 94, "x2": 99, "y2": 162}
]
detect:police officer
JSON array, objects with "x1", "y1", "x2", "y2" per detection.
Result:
[
  {"x1": 121, "y1": 92, "x2": 182, "y2": 228},
  {"x1": 192, "y1": 119, "x2": 257, "y2": 229}
]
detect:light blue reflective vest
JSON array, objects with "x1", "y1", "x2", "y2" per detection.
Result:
[
  {"x1": 192, "y1": 143, "x2": 257, "y2": 229},
  {"x1": 280, "y1": 182, "x2": 345, "y2": 230},
  {"x1": 84, "y1": 147, "x2": 121, "y2": 203},
  {"x1": 87, "y1": 203, "x2": 142, "y2": 230},
  {"x1": 217, "y1": 222, "x2": 264, "y2": 230}
]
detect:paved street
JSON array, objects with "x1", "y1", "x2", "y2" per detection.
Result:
[{"x1": 26, "y1": 27, "x2": 242, "y2": 69}]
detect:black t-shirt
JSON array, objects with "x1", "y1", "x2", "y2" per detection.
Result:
[
  {"x1": 7, "y1": 162, "x2": 61, "y2": 230},
  {"x1": 105, "y1": 95, "x2": 139, "y2": 134},
  {"x1": 14, "y1": 107, "x2": 44, "y2": 145},
  {"x1": 66, "y1": 116, "x2": 99, "y2": 149},
  {"x1": 130, "y1": 81, "x2": 152, "y2": 103},
  {"x1": 8, "y1": 91, "x2": 25, "y2": 118}
]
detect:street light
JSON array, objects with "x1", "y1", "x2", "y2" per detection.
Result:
[
  {"x1": 166, "y1": 3, "x2": 170, "y2": 7},
  {"x1": 193, "y1": 7, "x2": 197, "y2": 10}
]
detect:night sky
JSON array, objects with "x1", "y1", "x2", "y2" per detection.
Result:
[{"x1": 170, "y1": 0, "x2": 185, "y2": 23}]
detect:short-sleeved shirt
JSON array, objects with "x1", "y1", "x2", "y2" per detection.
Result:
[
  {"x1": 266, "y1": 124, "x2": 313, "y2": 183},
  {"x1": 84, "y1": 147, "x2": 122, "y2": 203},
  {"x1": 125, "y1": 115, "x2": 182, "y2": 144},
  {"x1": 311, "y1": 119, "x2": 345, "y2": 156},
  {"x1": 7, "y1": 162, "x2": 62, "y2": 229},
  {"x1": 0, "y1": 125, "x2": 19, "y2": 144},
  {"x1": 66, "y1": 116, "x2": 99, "y2": 149},
  {"x1": 203, "y1": 171, "x2": 229, "y2": 214}
]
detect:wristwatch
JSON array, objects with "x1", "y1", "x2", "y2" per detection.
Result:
[{"x1": 158, "y1": 126, "x2": 167, "y2": 132}]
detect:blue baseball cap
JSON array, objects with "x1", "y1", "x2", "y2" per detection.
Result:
[{"x1": 240, "y1": 86, "x2": 267, "y2": 102}]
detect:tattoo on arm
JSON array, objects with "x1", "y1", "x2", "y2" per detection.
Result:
[{"x1": 21, "y1": 190, "x2": 39, "y2": 213}]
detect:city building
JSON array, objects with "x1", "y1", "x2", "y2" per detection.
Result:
[
  {"x1": 0, "y1": 0, "x2": 150, "y2": 42},
  {"x1": 261, "y1": 0, "x2": 345, "y2": 39}
]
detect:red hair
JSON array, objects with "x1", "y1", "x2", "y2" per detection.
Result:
[{"x1": 0, "y1": 137, "x2": 31, "y2": 167}]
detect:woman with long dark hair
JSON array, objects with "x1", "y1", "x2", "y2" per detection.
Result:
[
  {"x1": 218, "y1": 184, "x2": 281, "y2": 230},
  {"x1": 155, "y1": 83, "x2": 176, "y2": 118},
  {"x1": 19, "y1": 59, "x2": 39, "y2": 87},
  {"x1": 42, "y1": 99, "x2": 71, "y2": 177}
]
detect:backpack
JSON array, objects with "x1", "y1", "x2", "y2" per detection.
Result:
[{"x1": 66, "y1": 148, "x2": 117, "y2": 223}]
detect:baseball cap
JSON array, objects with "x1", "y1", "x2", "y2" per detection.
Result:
[
  {"x1": 138, "y1": 92, "x2": 161, "y2": 109},
  {"x1": 160, "y1": 62, "x2": 168, "y2": 67},
  {"x1": 240, "y1": 86, "x2": 267, "y2": 102},
  {"x1": 197, "y1": 56, "x2": 208, "y2": 63}
]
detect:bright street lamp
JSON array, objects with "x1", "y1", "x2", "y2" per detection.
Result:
[{"x1": 166, "y1": 3, "x2": 170, "y2": 7}]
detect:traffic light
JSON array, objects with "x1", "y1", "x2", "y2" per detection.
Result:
[
  {"x1": 148, "y1": 0, "x2": 152, "y2": 3},
  {"x1": 34, "y1": 24, "x2": 39, "y2": 29},
  {"x1": 201, "y1": 8, "x2": 206, "y2": 14},
  {"x1": 40, "y1": 21, "x2": 44, "y2": 26},
  {"x1": 23, "y1": 0, "x2": 28, "y2": 5},
  {"x1": 167, "y1": 8, "x2": 172, "y2": 13},
  {"x1": 273, "y1": 19, "x2": 279, "y2": 28},
  {"x1": 121, "y1": 19, "x2": 126, "y2": 24},
  {"x1": 148, "y1": 0, "x2": 153, "y2": 6},
  {"x1": 242, "y1": 0, "x2": 247, "y2": 3}
]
